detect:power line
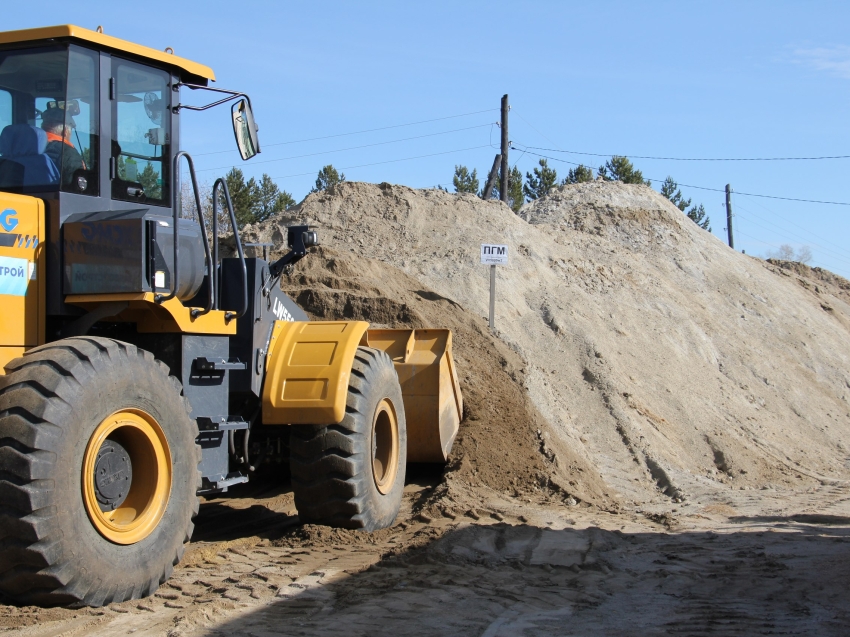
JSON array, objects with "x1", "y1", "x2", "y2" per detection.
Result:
[
  {"x1": 510, "y1": 108, "x2": 848, "y2": 162},
  {"x1": 522, "y1": 145, "x2": 850, "y2": 162},
  {"x1": 516, "y1": 147, "x2": 850, "y2": 207},
  {"x1": 196, "y1": 123, "x2": 493, "y2": 173},
  {"x1": 690, "y1": 185, "x2": 850, "y2": 207},
  {"x1": 732, "y1": 229, "x2": 831, "y2": 272},
  {"x1": 509, "y1": 110, "x2": 850, "y2": 204},
  {"x1": 193, "y1": 108, "x2": 499, "y2": 157},
  {"x1": 734, "y1": 228, "x2": 791, "y2": 249},
  {"x1": 267, "y1": 144, "x2": 493, "y2": 181},
  {"x1": 745, "y1": 196, "x2": 850, "y2": 255},
  {"x1": 734, "y1": 203, "x2": 850, "y2": 264},
  {"x1": 512, "y1": 135, "x2": 850, "y2": 266},
  {"x1": 512, "y1": 109, "x2": 562, "y2": 149},
  {"x1": 753, "y1": 195, "x2": 844, "y2": 250},
  {"x1": 733, "y1": 210, "x2": 850, "y2": 268},
  {"x1": 735, "y1": 204, "x2": 850, "y2": 266},
  {"x1": 518, "y1": 144, "x2": 850, "y2": 265}
]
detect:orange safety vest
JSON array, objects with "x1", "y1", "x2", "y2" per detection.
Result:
[{"x1": 46, "y1": 132, "x2": 87, "y2": 169}]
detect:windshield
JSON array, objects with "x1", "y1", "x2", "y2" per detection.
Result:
[{"x1": 0, "y1": 45, "x2": 98, "y2": 195}]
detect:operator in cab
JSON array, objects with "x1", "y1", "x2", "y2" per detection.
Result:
[{"x1": 41, "y1": 104, "x2": 84, "y2": 186}]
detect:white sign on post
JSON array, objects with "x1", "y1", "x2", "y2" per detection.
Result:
[
  {"x1": 481, "y1": 244, "x2": 508, "y2": 329},
  {"x1": 481, "y1": 244, "x2": 509, "y2": 265}
]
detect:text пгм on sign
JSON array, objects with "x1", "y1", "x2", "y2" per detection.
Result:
[{"x1": 480, "y1": 244, "x2": 508, "y2": 266}]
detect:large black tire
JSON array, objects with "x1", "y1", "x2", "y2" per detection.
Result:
[
  {"x1": 0, "y1": 337, "x2": 201, "y2": 606},
  {"x1": 290, "y1": 347, "x2": 407, "y2": 531}
]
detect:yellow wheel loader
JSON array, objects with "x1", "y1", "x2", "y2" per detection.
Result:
[{"x1": 0, "y1": 25, "x2": 462, "y2": 607}]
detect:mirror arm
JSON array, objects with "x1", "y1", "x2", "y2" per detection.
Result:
[
  {"x1": 268, "y1": 225, "x2": 319, "y2": 278},
  {"x1": 268, "y1": 250, "x2": 304, "y2": 279},
  {"x1": 172, "y1": 83, "x2": 255, "y2": 113}
]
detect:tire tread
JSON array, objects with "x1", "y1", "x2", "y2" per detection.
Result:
[
  {"x1": 290, "y1": 347, "x2": 406, "y2": 531},
  {"x1": 0, "y1": 337, "x2": 201, "y2": 606}
]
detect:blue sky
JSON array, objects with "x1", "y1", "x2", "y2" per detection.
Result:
[{"x1": 7, "y1": 1, "x2": 850, "y2": 277}]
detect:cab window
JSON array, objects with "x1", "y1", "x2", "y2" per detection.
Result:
[
  {"x1": 0, "y1": 90, "x2": 10, "y2": 130},
  {"x1": 112, "y1": 59, "x2": 171, "y2": 207},
  {"x1": 34, "y1": 46, "x2": 99, "y2": 195},
  {"x1": 0, "y1": 45, "x2": 99, "y2": 196}
]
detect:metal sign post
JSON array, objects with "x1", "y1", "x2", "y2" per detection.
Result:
[
  {"x1": 480, "y1": 244, "x2": 508, "y2": 329},
  {"x1": 489, "y1": 265, "x2": 496, "y2": 329}
]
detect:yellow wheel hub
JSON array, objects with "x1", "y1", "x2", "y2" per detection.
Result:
[
  {"x1": 372, "y1": 398, "x2": 400, "y2": 495},
  {"x1": 81, "y1": 409, "x2": 171, "y2": 545}
]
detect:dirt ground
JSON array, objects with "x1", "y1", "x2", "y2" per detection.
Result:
[
  {"x1": 2, "y1": 477, "x2": 848, "y2": 636},
  {"x1": 3, "y1": 181, "x2": 850, "y2": 634}
]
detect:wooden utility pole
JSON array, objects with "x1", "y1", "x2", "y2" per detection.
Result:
[
  {"x1": 481, "y1": 153, "x2": 502, "y2": 200},
  {"x1": 500, "y1": 94, "x2": 509, "y2": 204},
  {"x1": 725, "y1": 184, "x2": 734, "y2": 249}
]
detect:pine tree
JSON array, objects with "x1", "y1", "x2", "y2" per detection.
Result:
[
  {"x1": 660, "y1": 176, "x2": 691, "y2": 211},
  {"x1": 274, "y1": 191, "x2": 296, "y2": 212},
  {"x1": 507, "y1": 166, "x2": 524, "y2": 212},
  {"x1": 597, "y1": 156, "x2": 651, "y2": 185},
  {"x1": 225, "y1": 167, "x2": 259, "y2": 227},
  {"x1": 489, "y1": 166, "x2": 525, "y2": 212},
  {"x1": 452, "y1": 165, "x2": 479, "y2": 194},
  {"x1": 523, "y1": 159, "x2": 558, "y2": 201},
  {"x1": 562, "y1": 164, "x2": 595, "y2": 184},
  {"x1": 255, "y1": 173, "x2": 295, "y2": 223},
  {"x1": 687, "y1": 203, "x2": 711, "y2": 231},
  {"x1": 310, "y1": 165, "x2": 345, "y2": 193},
  {"x1": 138, "y1": 164, "x2": 162, "y2": 200},
  {"x1": 661, "y1": 176, "x2": 711, "y2": 231}
]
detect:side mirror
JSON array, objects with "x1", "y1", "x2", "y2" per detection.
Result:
[{"x1": 231, "y1": 98, "x2": 260, "y2": 160}]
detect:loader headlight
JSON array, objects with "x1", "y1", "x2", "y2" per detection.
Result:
[{"x1": 302, "y1": 230, "x2": 319, "y2": 248}]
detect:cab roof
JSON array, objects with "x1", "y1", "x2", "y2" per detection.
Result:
[{"x1": 0, "y1": 24, "x2": 215, "y2": 83}]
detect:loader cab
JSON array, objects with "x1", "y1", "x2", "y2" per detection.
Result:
[
  {"x1": 0, "y1": 36, "x2": 184, "y2": 204},
  {"x1": 0, "y1": 26, "x2": 258, "y2": 319}
]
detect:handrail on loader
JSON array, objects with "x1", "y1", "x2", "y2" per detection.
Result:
[{"x1": 212, "y1": 177, "x2": 248, "y2": 320}]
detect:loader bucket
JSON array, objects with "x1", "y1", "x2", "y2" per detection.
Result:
[{"x1": 365, "y1": 329, "x2": 463, "y2": 463}]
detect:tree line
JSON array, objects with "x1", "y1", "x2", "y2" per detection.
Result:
[
  {"x1": 224, "y1": 164, "x2": 347, "y2": 226},
  {"x1": 182, "y1": 155, "x2": 711, "y2": 236},
  {"x1": 179, "y1": 158, "x2": 820, "y2": 265},
  {"x1": 450, "y1": 156, "x2": 711, "y2": 231},
  {"x1": 181, "y1": 164, "x2": 347, "y2": 231}
]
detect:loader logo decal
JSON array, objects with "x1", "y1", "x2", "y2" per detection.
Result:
[
  {"x1": 79, "y1": 222, "x2": 136, "y2": 247},
  {"x1": 0, "y1": 209, "x2": 18, "y2": 233},
  {"x1": 272, "y1": 296, "x2": 294, "y2": 322},
  {"x1": 0, "y1": 256, "x2": 30, "y2": 296}
]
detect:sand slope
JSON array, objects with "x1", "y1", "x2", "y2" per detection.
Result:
[{"x1": 235, "y1": 180, "x2": 850, "y2": 511}]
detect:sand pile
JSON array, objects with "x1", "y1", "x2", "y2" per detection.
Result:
[
  {"x1": 274, "y1": 245, "x2": 609, "y2": 508},
  {"x1": 229, "y1": 180, "x2": 850, "y2": 510}
]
